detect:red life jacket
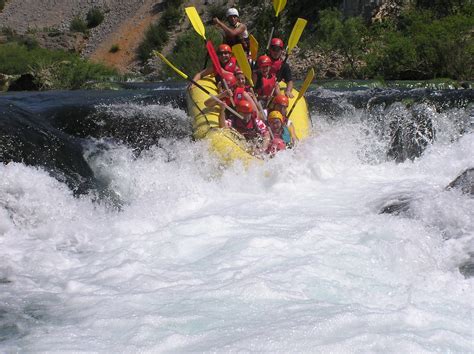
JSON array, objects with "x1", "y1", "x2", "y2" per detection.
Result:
[
  {"x1": 232, "y1": 112, "x2": 260, "y2": 140},
  {"x1": 233, "y1": 86, "x2": 246, "y2": 105},
  {"x1": 258, "y1": 74, "x2": 277, "y2": 97},
  {"x1": 270, "y1": 58, "x2": 283, "y2": 76},
  {"x1": 222, "y1": 57, "x2": 237, "y2": 73}
]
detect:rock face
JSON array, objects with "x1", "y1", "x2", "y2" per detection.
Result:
[
  {"x1": 341, "y1": 0, "x2": 406, "y2": 22},
  {"x1": 0, "y1": 0, "x2": 152, "y2": 56}
]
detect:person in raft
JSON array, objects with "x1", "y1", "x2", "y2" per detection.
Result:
[
  {"x1": 203, "y1": 72, "x2": 238, "y2": 109},
  {"x1": 252, "y1": 55, "x2": 280, "y2": 109},
  {"x1": 204, "y1": 71, "x2": 257, "y2": 115},
  {"x1": 213, "y1": 8, "x2": 250, "y2": 54},
  {"x1": 268, "y1": 38, "x2": 294, "y2": 98},
  {"x1": 192, "y1": 44, "x2": 237, "y2": 83},
  {"x1": 219, "y1": 99, "x2": 271, "y2": 155},
  {"x1": 267, "y1": 110, "x2": 291, "y2": 155},
  {"x1": 268, "y1": 94, "x2": 298, "y2": 146}
]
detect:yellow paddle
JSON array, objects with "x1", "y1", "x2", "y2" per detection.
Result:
[
  {"x1": 287, "y1": 68, "x2": 314, "y2": 119},
  {"x1": 266, "y1": 0, "x2": 288, "y2": 51},
  {"x1": 185, "y1": 7, "x2": 206, "y2": 40},
  {"x1": 232, "y1": 44, "x2": 254, "y2": 87},
  {"x1": 273, "y1": 0, "x2": 287, "y2": 17},
  {"x1": 153, "y1": 50, "x2": 244, "y2": 120},
  {"x1": 249, "y1": 34, "x2": 259, "y2": 62},
  {"x1": 286, "y1": 18, "x2": 307, "y2": 55}
]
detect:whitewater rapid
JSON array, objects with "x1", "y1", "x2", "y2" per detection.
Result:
[{"x1": 1, "y1": 104, "x2": 473, "y2": 351}]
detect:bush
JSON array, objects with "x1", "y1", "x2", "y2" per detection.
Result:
[
  {"x1": 318, "y1": 9, "x2": 368, "y2": 77},
  {"x1": 70, "y1": 16, "x2": 88, "y2": 33},
  {"x1": 161, "y1": 28, "x2": 221, "y2": 80},
  {"x1": 86, "y1": 7, "x2": 104, "y2": 28},
  {"x1": 137, "y1": 0, "x2": 184, "y2": 62},
  {"x1": 0, "y1": 42, "x2": 117, "y2": 89},
  {"x1": 109, "y1": 44, "x2": 120, "y2": 53},
  {"x1": 137, "y1": 22, "x2": 169, "y2": 61},
  {"x1": 0, "y1": 0, "x2": 6, "y2": 12}
]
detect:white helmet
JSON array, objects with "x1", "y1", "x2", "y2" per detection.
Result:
[{"x1": 226, "y1": 8, "x2": 239, "y2": 17}]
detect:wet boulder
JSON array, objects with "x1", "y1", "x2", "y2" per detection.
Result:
[{"x1": 446, "y1": 168, "x2": 474, "y2": 196}]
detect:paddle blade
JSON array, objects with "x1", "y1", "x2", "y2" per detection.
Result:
[
  {"x1": 185, "y1": 7, "x2": 206, "y2": 40},
  {"x1": 273, "y1": 0, "x2": 287, "y2": 17},
  {"x1": 249, "y1": 34, "x2": 259, "y2": 62},
  {"x1": 153, "y1": 51, "x2": 189, "y2": 80},
  {"x1": 206, "y1": 40, "x2": 223, "y2": 78},
  {"x1": 232, "y1": 44, "x2": 254, "y2": 87},
  {"x1": 287, "y1": 18, "x2": 307, "y2": 54},
  {"x1": 298, "y1": 68, "x2": 315, "y2": 100}
]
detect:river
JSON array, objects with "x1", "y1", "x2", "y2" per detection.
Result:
[{"x1": 0, "y1": 83, "x2": 473, "y2": 351}]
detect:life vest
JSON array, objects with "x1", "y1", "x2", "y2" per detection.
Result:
[
  {"x1": 272, "y1": 125, "x2": 291, "y2": 145},
  {"x1": 256, "y1": 71, "x2": 277, "y2": 97},
  {"x1": 224, "y1": 22, "x2": 250, "y2": 52},
  {"x1": 233, "y1": 86, "x2": 246, "y2": 105},
  {"x1": 231, "y1": 112, "x2": 261, "y2": 140},
  {"x1": 270, "y1": 58, "x2": 283, "y2": 77},
  {"x1": 223, "y1": 56, "x2": 237, "y2": 73}
]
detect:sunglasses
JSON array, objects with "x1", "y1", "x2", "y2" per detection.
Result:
[
  {"x1": 270, "y1": 45, "x2": 282, "y2": 51},
  {"x1": 218, "y1": 51, "x2": 231, "y2": 55}
]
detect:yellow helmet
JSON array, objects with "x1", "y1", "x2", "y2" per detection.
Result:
[{"x1": 268, "y1": 110, "x2": 284, "y2": 122}]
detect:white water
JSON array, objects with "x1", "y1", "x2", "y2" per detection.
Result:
[{"x1": 1, "y1": 106, "x2": 473, "y2": 352}]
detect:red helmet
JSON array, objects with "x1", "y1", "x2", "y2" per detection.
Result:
[
  {"x1": 257, "y1": 55, "x2": 272, "y2": 68},
  {"x1": 222, "y1": 72, "x2": 237, "y2": 87},
  {"x1": 270, "y1": 38, "x2": 284, "y2": 48},
  {"x1": 236, "y1": 100, "x2": 253, "y2": 113},
  {"x1": 234, "y1": 67, "x2": 244, "y2": 76},
  {"x1": 274, "y1": 94, "x2": 289, "y2": 107},
  {"x1": 218, "y1": 44, "x2": 232, "y2": 54}
]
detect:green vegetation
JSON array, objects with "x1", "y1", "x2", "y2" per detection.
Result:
[
  {"x1": 161, "y1": 28, "x2": 221, "y2": 80},
  {"x1": 109, "y1": 44, "x2": 120, "y2": 53},
  {"x1": 0, "y1": 0, "x2": 6, "y2": 12},
  {"x1": 86, "y1": 7, "x2": 105, "y2": 28},
  {"x1": 0, "y1": 42, "x2": 117, "y2": 89},
  {"x1": 138, "y1": 0, "x2": 184, "y2": 62},
  {"x1": 70, "y1": 16, "x2": 88, "y2": 33},
  {"x1": 295, "y1": 3, "x2": 473, "y2": 80}
]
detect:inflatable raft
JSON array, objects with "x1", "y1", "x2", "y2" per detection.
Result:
[{"x1": 186, "y1": 77, "x2": 311, "y2": 165}]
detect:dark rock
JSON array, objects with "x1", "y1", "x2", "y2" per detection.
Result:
[
  {"x1": 378, "y1": 195, "x2": 412, "y2": 215},
  {"x1": 8, "y1": 73, "x2": 41, "y2": 91},
  {"x1": 446, "y1": 168, "x2": 474, "y2": 196},
  {"x1": 459, "y1": 253, "x2": 474, "y2": 278}
]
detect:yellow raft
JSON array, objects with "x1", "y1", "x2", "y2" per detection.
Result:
[{"x1": 186, "y1": 77, "x2": 311, "y2": 165}]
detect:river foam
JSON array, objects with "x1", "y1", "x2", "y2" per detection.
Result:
[{"x1": 1, "y1": 105, "x2": 473, "y2": 351}]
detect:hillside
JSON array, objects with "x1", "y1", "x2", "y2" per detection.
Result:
[{"x1": 0, "y1": 0, "x2": 215, "y2": 74}]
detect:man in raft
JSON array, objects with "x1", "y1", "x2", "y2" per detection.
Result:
[
  {"x1": 268, "y1": 38, "x2": 294, "y2": 98},
  {"x1": 213, "y1": 8, "x2": 250, "y2": 54},
  {"x1": 192, "y1": 44, "x2": 237, "y2": 82}
]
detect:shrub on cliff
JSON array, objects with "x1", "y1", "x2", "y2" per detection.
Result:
[
  {"x1": 86, "y1": 7, "x2": 105, "y2": 28},
  {"x1": 137, "y1": 0, "x2": 184, "y2": 62},
  {"x1": 161, "y1": 28, "x2": 221, "y2": 80},
  {"x1": 70, "y1": 16, "x2": 88, "y2": 34}
]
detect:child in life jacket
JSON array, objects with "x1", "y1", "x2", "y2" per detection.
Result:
[
  {"x1": 204, "y1": 72, "x2": 237, "y2": 109},
  {"x1": 233, "y1": 67, "x2": 254, "y2": 106},
  {"x1": 268, "y1": 94, "x2": 298, "y2": 146},
  {"x1": 219, "y1": 99, "x2": 270, "y2": 155},
  {"x1": 252, "y1": 55, "x2": 279, "y2": 109},
  {"x1": 267, "y1": 110, "x2": 292, "y2": 147}
]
